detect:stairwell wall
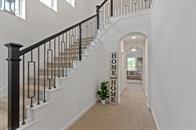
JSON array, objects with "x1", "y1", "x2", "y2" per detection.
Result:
[
  {"x1": 150, "y1": 0, "x2": 195, "y2": 129},
  {"x1": 0, "y1": 0, "x2": 95, "y2": 94}
]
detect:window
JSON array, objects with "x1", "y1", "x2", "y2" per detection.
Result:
[
  {"x1": 127, "y1": 58, "x2": 137, "y2": 71},
  {"x1": 40, "y1": 0, "x2": 57, "y2": 11},
  {"x1": 66, "y1": 0, "x2": 75, "y2": 8},
  {"x1": 0, "y1": 0, "x2": 25, "y2": 19}
]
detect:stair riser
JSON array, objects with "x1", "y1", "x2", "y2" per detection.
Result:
[
  {"x1": 37, "y1": 69, "x2": 72, "y2": 77},
  {"x1": 47, "y1": 63, "x2": 73, "y2": 68},
  {"x1": 72, "y1": 42, "x2": 91, "y2": 46},
  {"x1": 54, "y1": 57, "x2": 79, "y2": 61},
  {"x1": 70, "y1": 46, "x2": 88, "y2": 49},
  {"x1": 28, "y1": 78, "x2": 55, "y2": 87},
  {"x1": 76, "y1": 37, "x2": 94, "y2": 42}
]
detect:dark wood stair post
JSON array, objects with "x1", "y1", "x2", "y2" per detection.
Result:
[{"x1": 5, "y1": 43, "x2": 23, "y2": 130}]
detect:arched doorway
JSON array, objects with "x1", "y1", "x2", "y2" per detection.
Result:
[{"x1": 118, "y1": 32, "x2": 150, "y2": 107}]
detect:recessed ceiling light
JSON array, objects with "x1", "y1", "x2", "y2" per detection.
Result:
[
  {"x1": 132, "y1": 36, "x2": 136, "y2": 39},
  {"x1": 131, "y1": 48, "x2": 137, "y2": 52}
]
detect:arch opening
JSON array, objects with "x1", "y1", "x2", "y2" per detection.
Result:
[{"x1": 118, "y1": 32, "x2": 149, "y2": 105}]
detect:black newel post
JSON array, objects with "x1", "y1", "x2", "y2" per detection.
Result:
[
  {"x1": 79, "y1": 24, "x2": 82, "y2": 61},
  {"x1": 96, "y1": 5, "x2": 100, "y2": 30},
  {"x1": 5, "y1": 43, "x2": 23, "y2": 130},
  {"x1": 110, "y1": 0, "x2": 113, "y2": 17}
]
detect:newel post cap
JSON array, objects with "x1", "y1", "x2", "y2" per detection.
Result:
[{"x1": 4, "y1": 43, "x2": 23, "y2": 48}]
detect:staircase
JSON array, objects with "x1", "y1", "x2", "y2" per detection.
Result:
[
  {"x1": 0, "y1": 37, "x2": 94, "y2": 130},
  {"x1": 0, "y1": 0, "x2": 152, "y2": 129}
]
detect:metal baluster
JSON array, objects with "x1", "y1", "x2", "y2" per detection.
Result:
[
  {"x1": 70, "y1": 30, "x2": 72, "y2": 69},
  {"x1": 74, "y1": 27, "x2": 77, "y2": 60},
  {"x1": 79, "y1": 24, "x2": 82, "y2": 61},
  {"x1": 101, "y1": 9, "x2": 104, "y2": 29},
  {"x1": 68, "y1": 31, "x2": 71, "y2": 66},
  {"x1": 22, "y1": 55, "x2": 25, "y2": 125},
  {"x1": 64, "y1": 34, "x2": 67, "y2": 76},
  {"x1": 117, "y1": 3, "x2": 119, "y2": 16},
  {"x1": 47, "y1": 41, "x2": 53, "y2": 89},
  {"x1": 105, "y1": 3, "x2": 107, "y2": 24},
  {"x1": 119, "y1": 0, "x2": 122, "y2": 16},
  {"x1": 134, "y1": 0, "x2": 137, "y2": 11},
  {"x1": 128, "y1": 0, "x2": 131, "y2": 13},
  {"x1": 37, "y1": 47, "x2": 40, "y2": 105},
  {"x1": 144, "y1": 0, "x2": 147, "y2": 9},
  {"x1": 71, "y1": 29, "x2": 74, "y2": 68},
  {"x1": 125, "y1": 0, "x2": 128, "y2": 14},
  {"x1": 61, "y1": 35, "x2": 65, "y2": 77},
  {"x1": 58, "y1": 36, "x2": 60, "y2": 77},
  {"x1": 123, "y1": 0, "x2": 125, "y2": 15},
  {"x1": 43, "y1": 43, "x2": 46, "y2": 102},
  {"x1": 64, "y1": 33, "x2": 67, "y2": 77},
  {"x1": 86, "y1": 24, "x2": 89, "y2": 38},
  {"x1": 96, "y1": 5, "x2": 100, "y2": 30},
  {"x1": 90, "y1": 22, "x2": 93, "y2": 38},
  {"x1": 28, "y1": 50, "x2": 36, "y2": 107},
  {"x1": 53, "y1": 38, "x2": 56, "y2": 88}
]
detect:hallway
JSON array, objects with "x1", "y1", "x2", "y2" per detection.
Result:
[{"x1": 69, "y1": 85, "x2": 157, "y2": 130}]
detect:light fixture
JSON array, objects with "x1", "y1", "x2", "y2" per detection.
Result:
[
  {"x1": 131, "y1": 48, "x2": 137, "y2": 52},
  {"x1": 132, "y1": 36, "x2": 136, "y2": 39}
]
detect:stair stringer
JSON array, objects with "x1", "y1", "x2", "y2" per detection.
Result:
[{"x1": 16, "y1": 39, "x2": 109, "y2": 130}]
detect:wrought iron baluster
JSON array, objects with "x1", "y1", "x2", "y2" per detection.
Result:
[
  {"x1": 47, "y1": 41, "x2": 53, "y2": 89},
  {"x1": 43, "y1": 43, "x2": 46, "y2": 102},
  {"x1": 144, "y1": 0, "x2": 147, "y2": 9},
  {"x1": 134, "y1": 0, "x2": 137, "y2": 11},
  {"x1": 22, "y1": 55, "x2": 26, "y2": 125},
  {"x1": 61, "y1": 34, "x2": 65, "y2": 77},
  {"x1": 54, "y1": 38, "x2": 56, "y2": 88},
  {"x1": 79, "y1": 24, "x2": 82, "y2": 61},
  {"x1": 71, "y1": 29, "x2": 74, "y2": 68},
  {"x1": 28, "y1": 50, "x2": 36, "y2": 107},
  {"x1": 37, "y1": 47, "x2": 40, "y2": 105},
  {"x1": 65, "y1": 33, "x2": 68, "y2": 77},
  {"x1": 58, "y1": 36, "x2": 60, "y2": 77}
]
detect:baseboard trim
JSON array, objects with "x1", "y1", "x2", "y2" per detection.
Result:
[
  {"x1": 144, "y1": 88, "x2": 148, "y2": 97},
  {"x1": 151, "y1": 107, "x2": 161, "y2": 130},
  {"x1": 0, "y1": 86, "x2": 7, "y2": 97},
  {"x1": 62, "y1": 100, "x2": 97, "y2": 130}
]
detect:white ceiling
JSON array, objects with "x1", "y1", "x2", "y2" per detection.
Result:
[{"x1": 123, "y1": 33, "x2": 146, "y2": 43}]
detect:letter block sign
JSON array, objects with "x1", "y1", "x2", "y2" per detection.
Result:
[{"x1": 110, "y1": 52, "x2": 119, "y2": 104}]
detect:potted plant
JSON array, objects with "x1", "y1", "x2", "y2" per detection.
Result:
[{"x1": 97, "y1": 81, "x2": 109, "y2": 104}]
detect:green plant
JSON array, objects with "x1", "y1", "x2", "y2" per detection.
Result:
[{"x1": 97, "y1": 81, "x2": 109, "y2": 100}]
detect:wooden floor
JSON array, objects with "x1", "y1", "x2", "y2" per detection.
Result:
[{"x1": 69, "y1": 85, "x2": 157, "y2": 130}]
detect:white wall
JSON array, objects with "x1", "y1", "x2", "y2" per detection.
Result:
[
  {"x1": 0, "y1": 0, "x2": 98, "y2": 91},
  {"x1": 150, "y1": 0, "x2": 195, "y2": 129},
  {"x1": 194, "y1": 0, "x2": 196, "y2": 128}
]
